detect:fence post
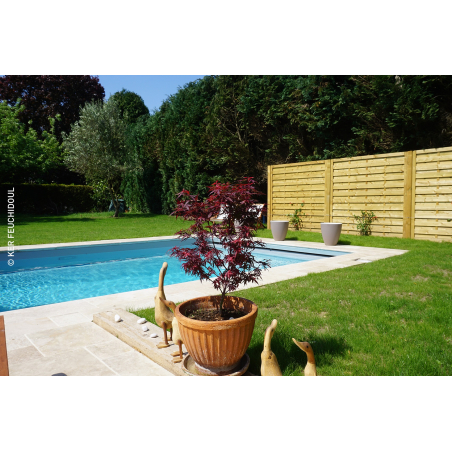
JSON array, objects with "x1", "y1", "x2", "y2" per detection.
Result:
[
  {"x1": 403, "y1": 151, "x2": 414, "y2": 238},
  {"x1": 267, "y1": 165, "x2": 273, "y2": 229},
  {"x1": 411, "y1": 151, "x2": 417, "y2": 239},
  {"x1": 324, "y1": 159, "x2": 332, "y2": 222}
]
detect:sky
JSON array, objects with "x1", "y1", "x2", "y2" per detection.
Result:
[{"x1": 97, "y1": 75, "x2": 206, "y2": 113}]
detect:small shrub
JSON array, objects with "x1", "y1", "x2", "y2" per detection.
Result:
[
  {"x1": 353, "y1": 210, "x2": 378, "y2": 235},
  {"x1": 90, "y1": 181, "x2": 111, "y2": 212},
  {"x1": 287, "y1": 202, "x2": 305, "y2": 230}
]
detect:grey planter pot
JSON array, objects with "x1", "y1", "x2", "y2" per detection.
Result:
[
  {"x1": 270, "y1": 221, "x2": 289, "y2": 241},
  {"x1": 321, "y1": 222, "x2": 342, "y2": 246}
]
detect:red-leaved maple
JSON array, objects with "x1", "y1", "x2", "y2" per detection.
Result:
[{"x1": 170, "y1": 177, "x2": 270, "y2": 316}]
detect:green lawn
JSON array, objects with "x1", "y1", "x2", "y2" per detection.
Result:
[
  {"x1": 237, "y1": 234, "x2": 452, "y2": 376},
  {"x1": 11, "y1": 212, "x2": 452, "y2": 375},
  {"x1": 13, "y1": 212, "x2": 189, "y2": 246}
]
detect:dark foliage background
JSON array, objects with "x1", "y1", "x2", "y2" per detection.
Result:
[
  {"x1": 2, "y1": 75, "x2": 452, "y2": 214},
  {"x1": 1, "y1": 184, "x2": 95, "y2": 214},
  {"x1": 135, "y1": 75, "x2": 452, "y2": 213},
  {"x1": 0, "y1": 75, "x2": 105, "y2": 141}
]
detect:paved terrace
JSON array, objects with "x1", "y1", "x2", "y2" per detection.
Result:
[{"x1": 1, "y1": 236, "x2": 406, "y2": 376}]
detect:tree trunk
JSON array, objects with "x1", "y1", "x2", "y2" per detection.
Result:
[
  {"x1": 108, "y1": 184, "x2": 119, "y2": 218},
  {"x1": 220, "y1": 290, "x2": 226, "y2": 317}
]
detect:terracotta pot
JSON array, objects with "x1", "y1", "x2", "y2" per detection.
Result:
[
  {"x1": 321, "y1": 222, "x2": 342, "y2": 246},
  {"x1": 270, "y1": 220, "x2": 289, "y2": 241},
  {"x1": 175, "y1": 295, "x2": 258, "y2": 375}
]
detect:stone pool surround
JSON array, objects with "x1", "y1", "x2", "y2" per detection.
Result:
[{"x1": 0, "y1": 236, "x2": 407, "y2": 376}]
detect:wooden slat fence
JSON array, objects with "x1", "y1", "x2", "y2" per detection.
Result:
[{"x1": 267, "y1": 147, "x2": 452, "y2": 242}]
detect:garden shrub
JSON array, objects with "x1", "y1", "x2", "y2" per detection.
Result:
[
  {"x1": 89, "y1": 181, "x2": 111, "y2": 212},
  {"x1": 353, "y1": 210, "x2": 378, "y2": 235},
  {"x1": 287, "y1": 202, "x2": 306, "y2": 230}
]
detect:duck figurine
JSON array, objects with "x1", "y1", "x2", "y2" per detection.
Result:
[
  {"x1": 292, "y1": 339, "x2": 317, "y2": 376},
  {"x1": 154, "y1": 262, "x2": 173, "y2": 348},
  {"x1": 161, "y1": 298, "x2": 184, "y2": 363},
  {"x1": 261, "y1": 319, "x2": 282, "y2": 376}
]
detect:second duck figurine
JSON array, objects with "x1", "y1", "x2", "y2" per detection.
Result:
[
  {"x1": 161, "y1": 298, "x2": 184, "y2": 363},
  {"x1": 261, "y1": 319, "x2": 282, "y2": 376},
  {"x1": 292, "y1": 339, "x2": 317, "y2": 376}
]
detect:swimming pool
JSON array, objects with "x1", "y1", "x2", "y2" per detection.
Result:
[{"x1": 0, "y1": 239, "x2": 348, "y2": 312}]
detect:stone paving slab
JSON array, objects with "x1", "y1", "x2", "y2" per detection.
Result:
[
  {"x1": 5, "y1": 334, "x2": 33, "y2": 352},
  {"x1": 103, "y1": 350, "x2": 173, "y2": 376},
  {"x1": 7, "y1": 344, "x2": 43, "y2": 363},
  {"x1": 7, "y1": 324, "x2": 173, "y2": 376},
  {"x1": 1, "y1": 300, "x2": 101, "y2": 323},
  {"x1": 85, "y1": 339, "x2": 134, "y2": 361},
  {"x1": 48, "y1": 312, "x2": 91, "y2": 327},
  {"x1": 8, "y1": 348, "x2": 117, "y2": 376},
  {"x1": 4, "y1": 317, "x2": 58, "y2": 338},
  {"x1": 26, "y1": 322, "x2": 114, "y2": 357}
]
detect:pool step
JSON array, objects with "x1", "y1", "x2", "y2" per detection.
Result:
[{"x1": 93, "y1": 308, "x2": 187, "y2": 376}]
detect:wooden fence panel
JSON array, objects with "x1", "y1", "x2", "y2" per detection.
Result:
[
  {"x1": 413, "y1": 147, "x2": 452, "y2": 242},
  {"x1": 267, "y1": 147, "x2": 452, "y2": 242},
  {"x1": 331, "y1": 153, "x2": 406, "y2": 237},
  {"x1": 269, "y1": 161, "x2": 326, "y2": 232}
]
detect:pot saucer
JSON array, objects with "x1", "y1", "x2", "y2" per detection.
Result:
[{"x1": 182, "y1": 353, "x2": 250, "y2": 376}]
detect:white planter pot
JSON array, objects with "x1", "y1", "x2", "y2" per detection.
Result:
[
  {"x1": 270, "y1": 221, "x2": 289, "y2": 241},
  {"x1": 321, "y1": 223, "x2": 342, "y2": 246}
]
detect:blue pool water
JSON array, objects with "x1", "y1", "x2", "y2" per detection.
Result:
[{"x1": 0, "y1": 239, "x2": 348, "y2": 312}]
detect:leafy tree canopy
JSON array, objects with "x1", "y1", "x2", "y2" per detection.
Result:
[
  {"x1": 110, "y1": 89, "x2": 150, "y2": 123},
  {"x1": 0, "y1": 101, "x2": 61, "y2": 184},
  {"x1": 0, "y1": 75, "x2": 105, "y2": 141},
  {"x1": 62, "y1": 98, "x2": 135, "y2": 217}
]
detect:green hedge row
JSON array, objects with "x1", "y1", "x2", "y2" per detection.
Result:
[{"x1": 2, "y1": 184, "x2": 96, "y2": 214}]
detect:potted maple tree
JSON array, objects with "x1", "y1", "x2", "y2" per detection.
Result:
[{"x1": 170, "y1": 177, "x2": 270, "y2": 376}]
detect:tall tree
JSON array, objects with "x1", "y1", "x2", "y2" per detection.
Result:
[
  {"x1": 121, "y1": 115, "x2": 162, "y2": 213},
  {"x1": 0, "y1": 101, "x2": 60, "y2": 183},
  {"x1": 62, "y1": 99, "x2": 132, "y2": 217},
  {"x1": 108, "y1": 90, "x2": 153, "y2": 212},
  {"x1": 110, "y1": 89, "x2": 150, "y2": 123},
  {"x1": 0, "y1": 75, "x2": 105, "y2": 141},
  {"x1": 146, "y1": 76, "x2": 218, "y2": 213}
]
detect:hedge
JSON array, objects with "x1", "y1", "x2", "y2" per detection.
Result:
[{"x1": 2, "y1": 184, "x2": 96, "y2": 214}]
